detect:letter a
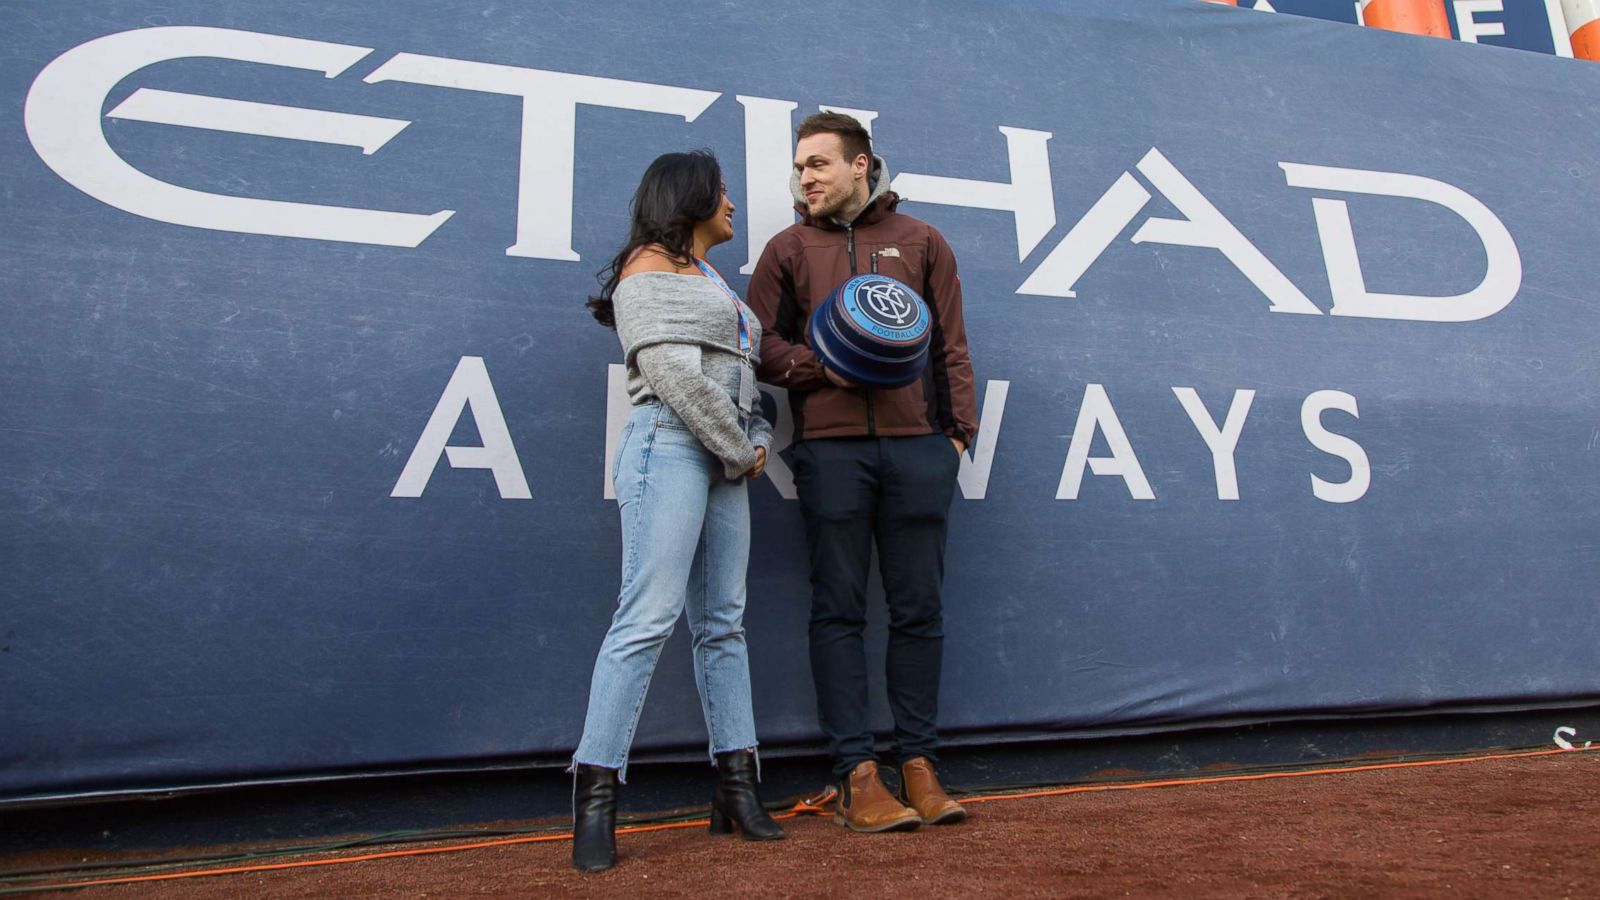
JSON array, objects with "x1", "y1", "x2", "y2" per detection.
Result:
[
  {"x1": 391, "y1": 356, "x2": 531, "y2": 499},
  {"x1": 1020, "y1": 149, "x2": 1318, "y2": 315},
  {"x1": 1057, "y1": 384, "x2": 1155, "y2": 500}
]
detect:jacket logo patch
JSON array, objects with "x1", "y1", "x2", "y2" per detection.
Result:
[{"x1": 877, "y1": 247, "x2": 901, "y2": 258}]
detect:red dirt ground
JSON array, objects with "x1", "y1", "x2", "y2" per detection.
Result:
[{"x1": 13, "y1": 750, "x2": 1599, "y2": 898}]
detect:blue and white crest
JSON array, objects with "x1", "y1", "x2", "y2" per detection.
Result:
[{"x1": 810, "y1": 275, "x2": 932, "y2": 387}]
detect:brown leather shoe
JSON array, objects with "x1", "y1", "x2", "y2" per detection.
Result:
[
  {"x1": 835, "y1": 761, "x2": 922, "y2": 833},
  {"x1": 899, "y1": 757, "x2": 967, "y2": 825}
]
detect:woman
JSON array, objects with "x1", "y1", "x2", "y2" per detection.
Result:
[{"x1": 571, "y1": 150, "x2": 784, "y2": 873}]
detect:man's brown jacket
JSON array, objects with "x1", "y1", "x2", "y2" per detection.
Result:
[{"x1": 747, "y1": 159, "x2": 978, "y2": 445}]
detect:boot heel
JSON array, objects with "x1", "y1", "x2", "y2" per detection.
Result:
[
  {"x1": 711, "y1": 750, "x2": 786, "y2": 841},
  {"x1": 708, "y1": 803, "x2": 734, "y2": 835}
]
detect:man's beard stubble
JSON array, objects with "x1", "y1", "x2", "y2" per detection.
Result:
[{"x1": 811, "y1": 182, "x2": 860, "y2": 221}]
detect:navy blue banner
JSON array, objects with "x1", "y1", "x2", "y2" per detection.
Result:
[{"x1": 4, "y1": 0, "x2": 1599, "y2": 800}]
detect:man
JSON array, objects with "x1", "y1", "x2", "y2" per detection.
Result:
[{"x1": 748, "y1": 112, "x2": 978, "y2": 833}]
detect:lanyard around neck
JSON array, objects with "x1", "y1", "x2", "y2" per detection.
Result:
[{"x1": 693, "y1": 258, "x2": 752, "y2": 359}]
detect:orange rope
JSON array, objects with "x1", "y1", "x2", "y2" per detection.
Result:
[
  {"x1": 13, "y1": 812, "x2": 815, "y2": 891},
  {"x1": 11, "y1": 818, "x2": 737, "y2": 891},
  {"x1": 19, "y1": 746, "x2": 1594, "y2": 893},
  {"x1": 958, "y1": 746, "x2": 1585, "y2": 804}
]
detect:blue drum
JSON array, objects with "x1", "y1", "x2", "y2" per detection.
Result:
[{"x1": 808, "y1": 274, "x2": 932, "y2": 388}]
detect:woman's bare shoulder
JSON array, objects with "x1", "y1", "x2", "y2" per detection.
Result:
[{"x1": 620, "y1": 244, "x2": 699, "y2": 279}]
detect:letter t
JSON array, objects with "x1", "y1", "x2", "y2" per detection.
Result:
[{"x1": 365, "y1": 54, "x2": 720, "y2": 260}]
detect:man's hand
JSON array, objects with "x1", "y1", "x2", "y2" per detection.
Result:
[
  {"x1": 745, "y1": 446, "x2": 768, "y2": 479},
  {"x1": 949, "y1": 437, "x2": 966, "y2": 457},
  {"x1": 823, "y1": 366, "x2": 857, "y2": 389}
]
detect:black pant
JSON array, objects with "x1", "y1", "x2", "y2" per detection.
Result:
[{"x1": 790, "y1": 434, "x2": 961, "y2": 778}]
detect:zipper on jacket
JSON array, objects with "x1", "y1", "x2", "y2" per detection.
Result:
[{"x1": 845, "y1": 224, "x2": 877, "y2": 436}]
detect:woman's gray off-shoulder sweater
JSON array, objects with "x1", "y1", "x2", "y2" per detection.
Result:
[{"x1": 613, "y1": 271, "x2": 772, "y2": 479}]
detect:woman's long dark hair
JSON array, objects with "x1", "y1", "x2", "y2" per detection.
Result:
[{"x1": 588, "y1": 150, "x2": 724, "y2": 329}]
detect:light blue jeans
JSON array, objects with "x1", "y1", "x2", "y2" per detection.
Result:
[{"x1": 574, "y1": 402, "x2": 759, "y2": 781}]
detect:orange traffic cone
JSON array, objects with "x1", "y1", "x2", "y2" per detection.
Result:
[{"x1": 1359, "y1": 0, "x2": 1452, "y2": 37}]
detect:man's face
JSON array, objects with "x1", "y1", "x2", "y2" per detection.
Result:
[{"x1": 794, "y1": 132, "x2": 868, "y2": 219}]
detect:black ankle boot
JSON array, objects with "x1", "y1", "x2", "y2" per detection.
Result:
[
  {"x1": 572, "y1": 764, "x2": 618, "y2": 872},
  {"x1": 708, "y1": 749, "x2": 786, "y2": 841}
]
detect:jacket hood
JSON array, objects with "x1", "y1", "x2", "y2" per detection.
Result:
[{"x1": 791, "y1": 153, "x2": 897, "y2": 228}]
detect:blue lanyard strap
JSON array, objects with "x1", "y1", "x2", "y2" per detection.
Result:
[{"x1": 694, "y1": 258, "x2": 752, "y2": 359}]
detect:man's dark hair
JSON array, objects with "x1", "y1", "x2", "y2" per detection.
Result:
[{"x1": 797, "y1": 112, "x2": 872, "y2": 167}]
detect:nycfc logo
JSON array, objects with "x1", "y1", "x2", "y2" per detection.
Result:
[
  {"x1": 857, "y1": 281, "x2": 915, "y2": 329},
  {"x1": 838, "y1": 274, "x2": 929, "y2": 345},
  {"x1": 814, "y1": 275, "x2": 932, "y2": 389}
]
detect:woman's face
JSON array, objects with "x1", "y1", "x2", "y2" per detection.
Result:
[{"x1": 696, "y1": 182, "x2": 736, "y2": 249}]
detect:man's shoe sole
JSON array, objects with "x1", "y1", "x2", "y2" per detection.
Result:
[
  {"x1": 833, "y1": 812, "x2": 923, "y2": 833},
  {"x1": 899, "y1": 788, "x2": 969, "y2": 826},
  {"x1": 922, "y1": 806, "x2": 967, "y2": 825}
]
